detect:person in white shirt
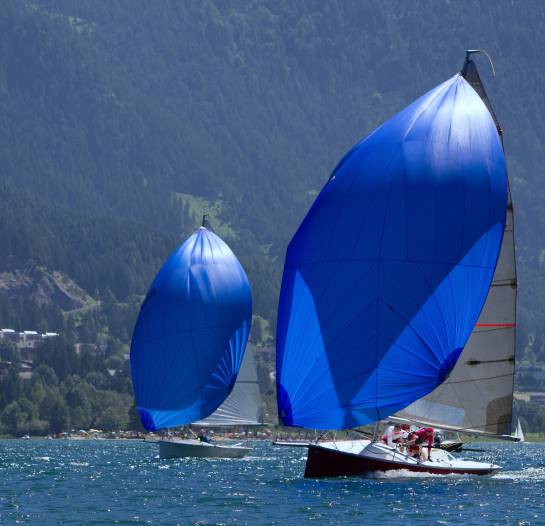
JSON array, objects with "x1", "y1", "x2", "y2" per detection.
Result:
[{"x1": 381, "y1": 424, "x2": 406, "y2": 448}]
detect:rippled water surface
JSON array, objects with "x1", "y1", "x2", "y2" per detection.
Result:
[{"x1": 0, "y1": 439, "x2": 544, "y2": 524}]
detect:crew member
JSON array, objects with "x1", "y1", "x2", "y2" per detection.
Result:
[
  {"x1": 406, "y1": 427, "x2": 434, "y2": 461},
  {"x1": 197, "y1": 428, "x2": 211, "y2": 443},
  {"x1": 381, "y1": 424, "x2": 407, "y2": 448}
]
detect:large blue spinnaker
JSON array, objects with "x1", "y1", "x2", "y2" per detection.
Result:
[
  {"x1": 131, "y1": 227, "x2": 252, "y2": 431},
  {"x1": 276, "y1": 74, "x2": 507, "y2": 430}
]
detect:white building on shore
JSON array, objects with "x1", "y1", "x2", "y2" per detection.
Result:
[{"x1": 0, "y1": 328, "x2": 59, "y2": 349}]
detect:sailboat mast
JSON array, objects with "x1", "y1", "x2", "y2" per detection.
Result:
[
  {"x1": 462, "y1": 52, "x2": 500, "y2": 128},
  {"x1": 463, "y1": 50, "x2": 518, "y2": 434}
]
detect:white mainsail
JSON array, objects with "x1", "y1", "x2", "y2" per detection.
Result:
[
  {"x1": 514, "y1": 418, "x2": 525, "y2": 442},
  {"x1": 194, "y1": 344, "x2": 264, "y2": 427},
  {"x1": 393, "y1": 56, "x2": 517, "y2": 439}
]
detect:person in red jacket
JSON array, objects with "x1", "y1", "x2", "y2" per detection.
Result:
[{"x1": 406, "y1": 427, "x2": 434, "y2": 461}]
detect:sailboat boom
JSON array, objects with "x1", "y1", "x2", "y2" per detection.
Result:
[{"x1": 388, "y1": 416, "x2": 520, "y2": 442}]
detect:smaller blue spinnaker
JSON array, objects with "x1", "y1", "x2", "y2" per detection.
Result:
[
  {"x1": 276, "y1": 74, "x2": 507, "y2": 430},
  {"x1": 130, "y1": 227, "x2": 252, "y2": 431}
]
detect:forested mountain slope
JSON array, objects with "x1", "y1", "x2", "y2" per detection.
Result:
[{"x1": 1, "y1": 0, "x2": 545, "y2": 362}]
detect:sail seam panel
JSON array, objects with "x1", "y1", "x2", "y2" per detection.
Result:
[
  {"x1": 287, "y1": 295, "x2": 378, "y2": 408},
  {"x1": 284, "y1": 262, "x2": 343, "y2": 395},
  {"x1": 285, "y1": 257, "x2": 498, "y2": 270},
  {"x1": 322, "y1": 134, "x2": 367, "y2": 261},
  {"x1": 374, "y1": 151, "x2": 400, "y2": 423},
  {"x1": 289, "y1": 330, "x2": 378, "y2": 410},
  {"x1": 379, "y1": 333, "x2": 442, "y2": 370},
  {"x1": 377, "y1": 298, "x2": 442, "y2": 367},
  {"x1": 133, "y1": 324, "x2": 245, "y2": 350},
  {"x1": 350, "y1": 148, "x2": 400, "y2": 260},
  {"x1": 294, "y1": 364, "x2": 378, "y2": 416},
  {"x1": 382, "y1": 263, "x2": 447, "y2": 362},
  {"x1": 414, "y1": 262, "x2": 453, "y2": 355},
  {"x1": 282, "y1": 262, "x2": 376, "y2": 402}
]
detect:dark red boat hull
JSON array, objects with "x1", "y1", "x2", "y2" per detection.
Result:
[{"x1": 304, "y1": 444, "x2": 499, "y2": 478}]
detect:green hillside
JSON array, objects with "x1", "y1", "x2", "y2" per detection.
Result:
[{"x1": 1, "y1": 1, "x2": 545, "y2": 373}]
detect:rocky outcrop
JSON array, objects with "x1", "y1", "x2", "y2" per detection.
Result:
[{"x1": 0, "y1": 259, "x2": 91, "y2": 311}]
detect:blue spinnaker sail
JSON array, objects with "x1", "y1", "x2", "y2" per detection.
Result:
[
  {"x1": 276, "y1": 74, "x2": 507, "y2": 430},
  {"x1": 130, "y1": 227, "x2": 252, "y2": 431}
]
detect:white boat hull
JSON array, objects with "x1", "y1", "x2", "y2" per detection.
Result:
[
  {"x1": 158, "y1": 439, "x2": 250, "y2": 459},
  {"x1": 304, "y1": 440, "x2": 501, "y2": 478}
]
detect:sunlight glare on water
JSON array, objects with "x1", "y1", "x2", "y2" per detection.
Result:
[{"x1": 0, "y1": 440, "x2": 544, "y2": 525}]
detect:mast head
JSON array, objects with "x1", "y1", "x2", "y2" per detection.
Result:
[
  {"x1": 463, "y1": 49, "x2": 495, "y2": 77},
  {"x1": 201, "y1": 213, "x2": 209, "y2": 228}
]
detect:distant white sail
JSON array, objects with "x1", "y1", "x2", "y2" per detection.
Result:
[
  {"x1": 514, "y1": 418, "x2": 525, "y2": 442},
  {"x1": 393, "y1": 58, "x2": 517, "y2": 439},
  {"x1": 194, "y1": 344, "x2": 263, "y2": 427}
]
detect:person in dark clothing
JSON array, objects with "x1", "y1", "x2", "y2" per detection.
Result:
[{"x1": 197, "y1": 428, "x2": 211, "y2": 443}]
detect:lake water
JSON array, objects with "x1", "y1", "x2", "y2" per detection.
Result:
[{"x1": 0, "y1": 439, "x2": 543, "y2": 525}]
